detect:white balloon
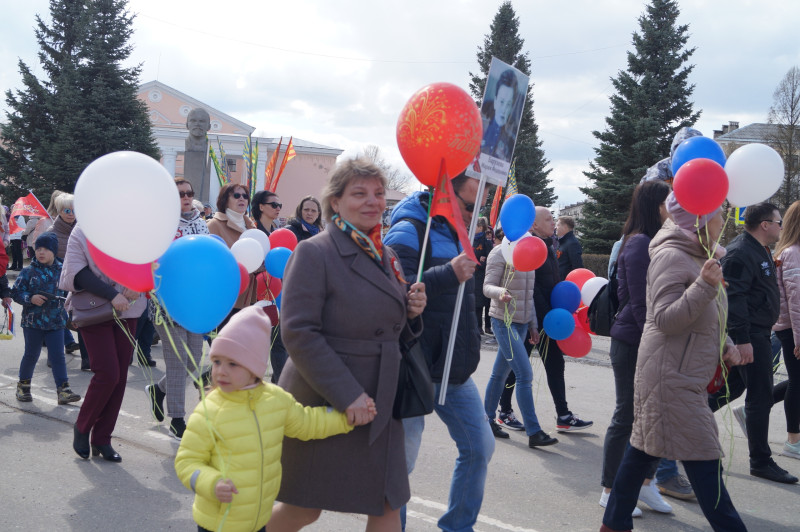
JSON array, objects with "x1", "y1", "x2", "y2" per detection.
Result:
[
  {"x1": 725, "y1": 143, "x2": 784, "y2": 207},
  {"x1": 231, "y1": 238, "x2": 264, "y2": 273},
  {"x1": 500, "y1": 232, "x2": 532, "y2": 265},
  {"x1": 581, "y1": 277, "x2": 609, "y2": 307},
  {"x1": 74, "y1": 151, "x2": 179, "y2": 264},
  {"x1": 240, "y1": 228, "x2": 271, "y2": 257}
]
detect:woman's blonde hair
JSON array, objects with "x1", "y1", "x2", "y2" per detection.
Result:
[
  {"x1": 46, "y1": 190, "x2": 65, "y2": 217},
  {"x1": 321, "y1": 157, "x2": 386, "y2": 222},
  {"x1": 775, "y1": 200, "x2": 800, "y2": 259},
  {"x1": 55, "y1": 193, "x2": 74, "y2": 214}
]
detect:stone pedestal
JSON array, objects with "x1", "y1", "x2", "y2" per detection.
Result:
[{"x1": 184, "y1": 150, "x2": 210, "y2": 203}]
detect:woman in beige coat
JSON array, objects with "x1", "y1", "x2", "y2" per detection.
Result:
[
  {"x1": 269, "y1": 158, "x2": 426, "y2": 532},
  {"x1": 601, "y1": 193, "x2": 746, "y2": 532}
]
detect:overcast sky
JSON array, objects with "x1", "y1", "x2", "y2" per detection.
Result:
[{"x1": 1, "y1": 0, "x2": 799, "y2": 209}]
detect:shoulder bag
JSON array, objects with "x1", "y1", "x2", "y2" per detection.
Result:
[
  {"x1": 68, "y1": 291, "x2": 115, "y2": 330},
  {"x1": 393, "y1": 338, "x2": 435, "y2": 419}
]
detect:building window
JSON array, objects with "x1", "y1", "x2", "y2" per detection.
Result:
[{"x1": 227, "y1": 158, "x2": 237, "y2": 173}]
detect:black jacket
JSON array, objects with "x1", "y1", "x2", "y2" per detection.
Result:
[
  {"x1": 533, "y1": 235, "x2": 560, "y2": 330},
  {"x1": 557, "y1": 231, "x2": 583, "y2": 281},
  {"x1": 286, "y1": 218, "x2": 318, "y2": 243},
  {"x1": 722, "y1": 231, "x2": 780, "y2": 343}
]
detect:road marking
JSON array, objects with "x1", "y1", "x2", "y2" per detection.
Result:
[
  {"x1": 0, "y1": 374, "x2": 141, "y2": 419},
  {"x1": 409, "y1": 496, "x2": 541, "y2": 532}
]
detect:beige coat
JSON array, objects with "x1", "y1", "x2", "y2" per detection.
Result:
[
  {"x1": 277, "y1": 224, "x2": 420, "y2": 515},
  {"x1": 630, "y1": 220, "x2": 731, "y2": 461},
  {"x1": 206, "y1": 212, "x2": 257, "y2": 309},
  {"x1": 483, "y1": 245, "x2": 537, "y2": 328}
]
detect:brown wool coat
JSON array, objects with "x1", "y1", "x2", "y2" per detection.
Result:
[
  {"x1": 276, "y1": 223, "x2": 420, "y2": 515},
  {"x1": 206, "y1": 212, "x2": 257, "y2": 309},
  {"x1": 630, "y1": 220, "x2": 732, "y2": 461}
]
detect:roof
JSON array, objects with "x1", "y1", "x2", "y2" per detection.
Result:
[{"x1": 715, "y1": 123, "x2": 781, "y2": 144}]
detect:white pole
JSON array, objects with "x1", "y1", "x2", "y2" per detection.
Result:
[{"x1": 437, "y1": 173, "x2": 488, "y2": 405}]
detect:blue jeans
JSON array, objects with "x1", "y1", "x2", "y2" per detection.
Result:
[
  {"x1": 484, "y1": 318, "x2": 542, "y2": 436},
  {"x1": 604, "y1": 445, "x2": 745, "y2": 532},
  {"x1": 401, "y1": 378, "x2": 495, "y2": 532},
  {"x1": 63, "y1": 328, "x2": 75, "y2": 345},
  {"x1": 20, "y1": 327, "x2": 67, "y2": 386}
]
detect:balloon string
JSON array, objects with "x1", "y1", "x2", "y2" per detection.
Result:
[{"x1": 501, "y1": 264, "x2": 519, "y2": 360}]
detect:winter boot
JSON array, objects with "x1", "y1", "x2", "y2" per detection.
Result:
[
  {"x1": 16, "y1": 380, "x2": 32, "y2": 402},
  {"x1": 57, "y1": 382, "x2": 81, "y2": 405}
]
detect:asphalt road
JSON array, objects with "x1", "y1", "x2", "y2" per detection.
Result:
[{"x1": 0, "y1": 298, "x2": 798, "y2": 531}]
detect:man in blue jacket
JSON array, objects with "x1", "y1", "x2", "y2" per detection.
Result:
[{"x1": 385, "y1": 173, "x2": 493, "y2": 532}]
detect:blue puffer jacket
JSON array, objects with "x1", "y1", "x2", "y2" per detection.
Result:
[
  {"x1": 11, "y1": 258, "x2": 67, "y2": 330},
  {"x1": 384, "y1": 192, "x2": 480, "y2": 385}
]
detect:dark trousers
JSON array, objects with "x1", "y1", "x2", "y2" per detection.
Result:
[
  {"x1": 526, "y1": 334, "x2": 570, "y2": 417},
  {"x1": 270, "y1": 325, "x2": 288, "y2": 384},
  {"x1": 604, "y1": 445, "x2": 746, "y2": 532},
  {"x1": 709, "y1": 328, "x2": 774, "y2": 466},
  {"x1": 775, "y1": 328, "x2": 800, "y2": 433},
  {"x1": 76, "y1": 318, "x2": 136, "y2": 445},
  {"x1": 9, "y1": 240, "x2": 23, "y2": 268},
  {"x1": 134, "y1": 306, "x2": 155, "y2": 362},
  {"x1": 499, "y1": 371, "x2": 516, "y2": 413}
]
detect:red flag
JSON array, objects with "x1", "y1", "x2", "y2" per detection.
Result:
[
  {"x1": 8, "y1": 193, "x2": 48, "y2": 234},
  {"x1": 270, "y1": 137, "x2": 296, "y2": 193},
  {"x1": 264, "y1": 137, "x2": 283, "y2": 191},
  {"x1": 489, "y1": 186, "x2": 503, "y2": 228},
  {"x1": 430, "y1": 163, "x2": 478, "y2": 263}
]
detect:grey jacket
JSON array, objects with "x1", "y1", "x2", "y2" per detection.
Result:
[{"x1": 483, "y1": 246, "x2": 537, "y2": 330}]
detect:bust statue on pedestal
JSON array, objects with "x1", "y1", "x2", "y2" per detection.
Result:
[{"x1": 184, "y1": 108, "x2": 211, "y2": 202}]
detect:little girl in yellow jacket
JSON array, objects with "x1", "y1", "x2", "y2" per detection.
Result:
[{"x1": 175, "y1": 306, "x2": 376, "y2": 532}]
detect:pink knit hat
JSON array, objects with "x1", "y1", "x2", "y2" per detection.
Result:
[{"x1": 209, "y1": 306, "x2": 272, "y2": 379}]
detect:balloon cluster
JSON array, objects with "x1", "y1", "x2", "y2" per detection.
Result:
[
  {"x1": 670, "y1": 136, "x2": 784, "y2": 215},
  {"x1": 540, "y1": 268, "x2": 608, "y2": 358},
  {"x1": 73, "y1": 151, "x2": 298, "y2": 334},
  {"x1": 495, "y1": 195, "x2": 547, "y2": 272}
]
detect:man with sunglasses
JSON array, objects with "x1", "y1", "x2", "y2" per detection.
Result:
[{"x1": 709, "y1": 202, "x2": 798, "y2": 484}]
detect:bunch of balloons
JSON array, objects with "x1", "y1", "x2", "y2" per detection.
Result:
[
  {"x1": 496, "y1": 194, "x2": 548, "y2": 272},
  {"x1": 671, "y1": 135, "x2": 784, "y2": 215}
]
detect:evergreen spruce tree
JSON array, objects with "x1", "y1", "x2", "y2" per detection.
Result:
[
  {"x1": 469, "y1": 1, "x2": 553, "y2": 212},
  {"x1": 0, "y1": 0, "x2": 158, "y2": 200},
  {"x1": 579, "y1": 0, "x2": 700, "y2": 253}
]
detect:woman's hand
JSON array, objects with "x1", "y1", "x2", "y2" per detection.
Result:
[
  {"x1": 794, "y1": 345, "x2": 800, "y2": 360},
  {"x1": 30, "y1": 294, "x2": 47, "y2": 306},
  {"x1": 723, "y1": 343, "x2": 742, "y2": 366},
  {"x1": 122, "y1": 288, "x2": 140, "y2": 301},
  {"x1": 215, "y1": 479, "x2": 238, "y2": 503},
  {"x1": 700, "y1": 258, "x2": 724, "y2": 287},
  {"x1": 111, "y1": 293, "x2": 130, "y2": 312},
  {"x1": 407, "y1": 282, "x2": 427, "y2": 319},
  {"x1": 345, "y1": 392, "x2": 375, "y2": 426},
  {"x1": 499, "y1": 290, "x2": 512, "y2": 303},
  {"x1": 529, "y1": 328, "x2": 540, "y2": 345}
]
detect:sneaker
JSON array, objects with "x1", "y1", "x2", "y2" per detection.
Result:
[
  {"x1": 750, "y1": 459, "x2": 799, "y2": 484},
  {"x1": 656, "y1": 474, "x2": 695, "y2": 500},
  {"x1": 483, "y1": 337, "x2": 497, "y2": 346},
  {"x1": 16, "y1": 380, "x2": 32, "y2": 402},
  {"x1": 146, "y1": 384, "x2": 166, "y2": 422},
  {"x1": 638, "y1": 482, "x2": 673, "y2": 513},
  {"x1": 169, "y1": 417, "x2": 186, "y2": 440},
  {"x1": 489, "y1": 419, "x2": 509, "y2": 439},
  {"x1": 65, "y1": 342, "x2": 80, "y2": 354},
  {"x1": 528, "y1": 430, "x2": 558, "y2": 447},
  {"x1": 498, "y1": 410, "x2": 525, "y2": 431},
  {"x1": 782, "y1": 440, "x2": 800, "y2": 460},
  {"x1": 599, "y1": 489, "x2": 642, "y2": 518},
  {"x1": 556, "y1": 413, "x2": 593, "y2": 432},
  {"x1": 733, "y1": 405, "x2": 747, "y2": 438},
  {"x1": 152, "y1": 333, "x2": 160, "y2": 345},
  {"x1": 57, "y1": 383, "x2": 81, "y2": 404}
]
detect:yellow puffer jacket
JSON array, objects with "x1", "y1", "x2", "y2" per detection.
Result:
[{"x1": 175, "y1": 382, "x2": 352, "y2": 532}]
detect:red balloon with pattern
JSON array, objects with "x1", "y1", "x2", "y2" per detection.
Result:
[{"x1": 396, "y1": 82, "x2": 482, "y2": 186}]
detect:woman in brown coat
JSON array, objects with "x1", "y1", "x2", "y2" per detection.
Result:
[
  {"x1": 601, "y1": 193, "x2": 747, "y2": 532},
  {"x1": 269, "y1": 158, "x2": 426, "y2": 531}
]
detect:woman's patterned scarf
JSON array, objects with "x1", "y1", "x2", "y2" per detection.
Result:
[{"x1": 332, "y1": 214, "x2": 407, "y2": 285}]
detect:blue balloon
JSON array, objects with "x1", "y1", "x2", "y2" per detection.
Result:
[
  {"x1": 266, "y1": 247, "x2": 292, "y2": 279},
  {"x1": 499, "y1": 194, "x2": 536, "y2": 241},
  {"x1": 209, "y1": 234, "x2": 226, "y2": 246},
  {"x1": 154, "y1": 235, "x2": 239, "y2": 334},
  {"x1": 274, "y1": 292, "x2": 282, "y2": 310},
  {"x1": 543, "y1": 308, "x2": 575, "y2": 341},
  {"x1": 671, "y1": 136, "x2": 726, "y2": 175},
  {"x1": 551, "y1": 281, "x2": 581, "y2": 313}
]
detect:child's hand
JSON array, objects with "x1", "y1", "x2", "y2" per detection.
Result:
[
  {"x1": 215, "y1": 479, "x2": 238, "y2": 503},
  {"x1": 30, "y1": 294, "x2": 47, "y2": 306}
]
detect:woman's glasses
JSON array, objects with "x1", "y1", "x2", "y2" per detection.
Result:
[
  {"x1": 263, "y1": 201, "x2": 282, "y2": 209},
  {"x1": 232, "y1": 192, "x2": 249, "y2": 200},
  {"x1": 63, "y1": 208, "x2": 74, "y2": 215},
  {"x1": 179, "y1": 191, "x2": 195, "y2": 198}
]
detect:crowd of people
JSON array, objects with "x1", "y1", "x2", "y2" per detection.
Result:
[{"x1": 2, "y1": 152, "x2": 800, "y2": 532}]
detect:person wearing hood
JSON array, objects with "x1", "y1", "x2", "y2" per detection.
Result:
[
  {"x1": 11, "y1": 231, "x2": 80, "y2": 405},
  {"x1": 601, "y1": 194, "x2": 746, "y2": 532}
]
